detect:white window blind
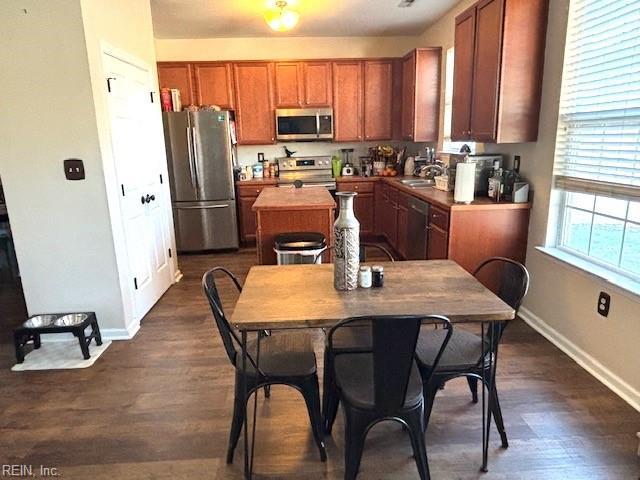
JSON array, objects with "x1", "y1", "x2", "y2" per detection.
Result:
[{"x1": 554, "y1": 0, "x2": 640, "y2": 200}]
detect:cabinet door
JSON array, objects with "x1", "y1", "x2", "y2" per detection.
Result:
[
  {"x1": 363, "y1": 60, "x2": 393, "y2": 141},
  {"x1": 193, "y1": 63, "x2": 234, "y2": 109},
  {"x1": 355, "y1": 194, "x2": 374, "y2": 235},
  {"x1": 452, "y1": 7, "x2": 476, "y2": 141},
  {"x1": 470, "y1": 0, "x2": 503, "y2": 142},
  {"x1": 275, "y1": 62, "x2": 303, "y2": 108},
  {"x1": 233, "y1": 63, "x2": 275, "y2": 145},
  {"x1": 157, "y1": 63, "x2": 195, "y2": 106},
  {"x1": 237, "y1": 196, "x2": 257, "y2": 243},
  {"x1": 427, "y1": 225, "x2": 448, "y2": 260},
  {"x1": 303, "y1": 62, "x2": 332, "y2": 106},
  {"x1": 375, "y1": 182, "x2": 385, "y2": 234},
  {"x1": 401, "y1": 53, "x2": 416, "y2": 140},
  {"x1": 332, "y1": 62, "x2": 363, "y2": 142},
  {"x1": 396, "y1": 202, "x2": 408, "y2": 259}
]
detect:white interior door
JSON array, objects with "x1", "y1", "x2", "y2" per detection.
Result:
[{"x1": 103, "y1": 53, "x2": 172, "y2": 318}]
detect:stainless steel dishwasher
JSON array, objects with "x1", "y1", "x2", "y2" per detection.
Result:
[{"x1": 407, "y1": 196, "x2": 430, "y2": 260}]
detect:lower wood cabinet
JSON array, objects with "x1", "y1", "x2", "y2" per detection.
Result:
[
  {"x1": 237, "y1": 184, "x2": 276, "y2": 243},
  {"x1": 337, "y1": 182, "x2": 375, "y2": 235},
  {"x1": 396, "y1": 192, "x2": 409, "y2": 259},
  {"x1": 427, "y1": 225, "x2": 449, "y2": 260}
]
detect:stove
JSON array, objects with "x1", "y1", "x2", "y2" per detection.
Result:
[{"x1": 277, "y1": 156, "x2": 336, "y2": 190}]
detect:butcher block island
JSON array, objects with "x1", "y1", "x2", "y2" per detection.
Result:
[{"x1": 252, "y1": 187, "x2": 336, "y2": 264}]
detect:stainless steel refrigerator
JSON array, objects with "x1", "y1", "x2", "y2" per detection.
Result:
[{"x1": 163, "y1": 110, "x2": 239, "y2": 251}]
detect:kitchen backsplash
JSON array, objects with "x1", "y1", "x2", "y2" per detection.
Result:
[{"x1": 236, "y1": 141, "x2": 432, "y2": 168}]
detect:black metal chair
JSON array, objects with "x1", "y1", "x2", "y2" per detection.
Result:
[
  {"x1": 320, "y1": 243, "x2": 395, "y2": 432},
  {"x1": 326, "y1": 314, "x2": 452, "y2": 480},
  {"x1": 414, "y1": 257, "x2": 530, "y2": 456},
  {"x1": 313, "y1": 242, "x2": 395, "y2": 264},
  {"x1": 202, "y1": 267, "x2": 327, "y2": 464}
]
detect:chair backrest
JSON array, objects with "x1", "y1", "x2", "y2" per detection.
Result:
[
  {"x1": 313, "y1": 242, "x2": 395, "y2": 264},
  {"x1": 473, "y1": 257, "x2": 530, "y2": 348},
  {"x1": 202, "y1": 267, "x2": 243, "y2": 365},
  {"x1": 328, "y1": 315, "x2": 452, "y2": 414}
]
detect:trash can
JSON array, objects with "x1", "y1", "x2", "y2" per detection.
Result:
[{"x1": 273, "y1": 232, "x2": 327, "y2": 265}]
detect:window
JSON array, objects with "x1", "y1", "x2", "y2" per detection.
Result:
[
  {"x1": 552, "y1": 0, "x2": 640, "y2": 283},
  {"x1": 442, "y1": 47, "x2": 475, "y2": 154}
]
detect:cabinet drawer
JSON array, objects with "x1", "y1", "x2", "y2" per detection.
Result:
[
  {"x1": 337, "y1": 181, "x2": 374, "y2": 193},
  {"x1": 237, "y1": 184, "x2": 273, "y2": 198},
  {"x1": 429, "y1": 206, "x2": 449, "y2": 231}
]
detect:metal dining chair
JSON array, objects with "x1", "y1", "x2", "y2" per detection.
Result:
[
  {"x1": 326, "y1": 314, "x2": 453, "y2": 480},
  {"x1": 414, "y1": 257, "x2": 530, "y2": 465},
  {"x1": 313, "y1": 242, "x2": 395, "y2": 264},
  {"x1": 320, "y1": 243, "x2": 395, "y2": 432},
  {"x1": 202, "y1": 267, "x2": 327, "y2": 465}
]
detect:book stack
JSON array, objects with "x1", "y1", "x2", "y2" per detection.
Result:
[{"x1": 160, "y1": 88, "x2": 182, "y2": 112}]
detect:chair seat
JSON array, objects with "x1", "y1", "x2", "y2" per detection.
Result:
[
  {"x1": 236, "y1": 331, "x2": 317, "y2": 377},
  {"x1": 334, "y1": 353, "x2": 423, "y2": 410},
  {"x1": 415, "y1": 328, "x2": 489, "y2": 372}
]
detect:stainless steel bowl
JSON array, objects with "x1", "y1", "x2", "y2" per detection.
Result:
[
  {"x1": 24, "y1": 314, "x2": 57, "y2": 328},
  {"x1": 54, "y1": 313, "x2": 88, "y2": 326}
]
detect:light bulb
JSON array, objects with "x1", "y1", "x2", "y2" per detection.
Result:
[{"x1": 264, "y1": 1, "x2": 299, "y2": 32}]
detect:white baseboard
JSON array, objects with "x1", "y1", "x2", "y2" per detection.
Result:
[
  {"x1": 174, "y1": 269, "x2": 183, "y2": 283},
  {"x1": 519, "y1": 306, "x2": 640, "y2": 412},
  {"x1": 101, "y1": 321, "x2": 140, "y2": 341}
]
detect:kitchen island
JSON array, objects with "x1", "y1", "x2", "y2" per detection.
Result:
[{"x1": 252, "y1": 187, "x2": 336, "y2": 264}]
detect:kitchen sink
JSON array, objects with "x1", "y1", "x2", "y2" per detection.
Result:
[{"x1": 400, "y1": 179, "x2": 435, "y2": 188}]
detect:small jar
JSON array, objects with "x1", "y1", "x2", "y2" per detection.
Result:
[
  {"x1": 372, "y1": 265, "x2": 384, "y2": 288},
  {"x1": 358, "y1": 266, "x2": 372, "y2": 288}
]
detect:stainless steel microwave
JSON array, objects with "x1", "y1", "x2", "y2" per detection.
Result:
[{"x1": 275, "y1": 108, "x2": 333, "y2": 141}]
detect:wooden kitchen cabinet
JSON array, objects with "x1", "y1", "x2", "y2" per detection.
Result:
[
  {"x1": 400, "y1": 48, "x2": 441, "y2": 142},
  {"x1": 396, "y1": 191, "x2": 409, "y2": 259},
  {"x1": 233, "y1": 62, "x2": 275, "y2": 145},
  {"x1": 303, "y1": 62, "x2": 332, "y2": 106},
  {"x1": 332, "y1": 61, "x2": 364, "y2": 142},
  {"x1": 337, "y1": 181, "x2": 375, "y2": 235},
  {"x1": 274, "y1": 62, "x2": 303, "y2": 107},
  {"x1": 157, "y1": 62, "x2": 195, "y2": 106},
  {"x1": 237, "y1": 183, "x2": 276, "y2": 243},
  {"x1": 452, "y1": 0, "x2": 549, "y2": 143},
  {"x1": 193, "y1": 62, "x2": 234, "y2": 109},
  {"x1": 363, "y1": 60, "x2": 394, "y2": 141},
  {"x1": 427, "y1": 225, "x2": 449, "y2": 260}
]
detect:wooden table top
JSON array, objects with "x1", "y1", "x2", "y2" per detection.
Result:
[
  {"x1": 231, "y1": 260, "x2": 515, "y2": 330},
  {"x1": 252, "y1": 186, "x2": 336, "y2": 211}
]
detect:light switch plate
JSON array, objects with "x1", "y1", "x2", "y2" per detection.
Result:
[{"x1": 64, "y1": 158, "x2": 85, "y2": 180}]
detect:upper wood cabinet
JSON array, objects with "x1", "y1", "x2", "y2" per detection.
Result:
[
  {"x1": 274, "y1": 61, "x2": 332, "y2": 108},
  {"x1": 400, "y1": 48, "x2": 441, "y2": 142},
  {"x1": 193, "y1": 63, "x2": 234, "y2": 109},
  {"x1": 363, "y1": 60, "x2": 394, "y2": 141},
  {"x1": 452, "y1": 0, "x2": 549, "y2": 143},
  {"x1": 233, "y1": 62, "x2": 275, "y2": 145},
  {"x1": 157, "y1": 62, "x2": 195, "y2": 106},
  {"x1": 302, "y1": 62, "x2": 332, "y2": 107},
  {"x1": 332, "y1": 61, "x2": 364, "y2": 142}
]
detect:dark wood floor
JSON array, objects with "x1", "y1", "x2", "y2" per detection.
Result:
[{"x1": 1, "y1": 248, "x2": 638, "y2": 479}]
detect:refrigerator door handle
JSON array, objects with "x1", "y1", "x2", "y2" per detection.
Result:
[
  {"x1": 191, "y1": 126, "x2": 201, "y2": 192},
  {"x1": 186, "y1": 127, "x2": 197, "y2": 190},
  {"x1": 175, "y1": 204, "x2": 229, "y2": 210}
]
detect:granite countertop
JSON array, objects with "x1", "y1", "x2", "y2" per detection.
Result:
[{"x1": 252, "y1": 186, "x2": 336, "y2": 211}]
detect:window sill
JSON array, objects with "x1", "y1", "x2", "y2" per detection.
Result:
[{"x1": 536, "y1": 246, "x2": 640, "y2": 300}]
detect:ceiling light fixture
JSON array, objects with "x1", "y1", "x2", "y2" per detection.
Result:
[{"x1": 264, "y1": 1, "x2": 299, "y2": 32}]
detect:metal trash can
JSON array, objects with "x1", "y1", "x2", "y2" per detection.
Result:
[{"x1": 273, "y1": 232, "x2": 327, "y2": 265}]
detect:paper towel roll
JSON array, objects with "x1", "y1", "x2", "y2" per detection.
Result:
[{"x1": 454, "y1": 162, "x2": 476, "y2": 204}]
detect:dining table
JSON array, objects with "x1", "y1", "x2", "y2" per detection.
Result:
[{"x1": 230, "y1": 259, "x2": 515, "y2": 479}]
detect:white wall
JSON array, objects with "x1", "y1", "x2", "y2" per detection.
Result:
[
  {"x1": 0, "y1": 0, "x2": 125, "y2": 331},
  {"x1": 419, "y1": 0, "x2": 640, "y2": 408},
  {"x1": 155, "y1": 36, "x2": 421, "y2": 61}
]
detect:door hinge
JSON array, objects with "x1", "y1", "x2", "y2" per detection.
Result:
[
  {"x1": 121, "y1": 184, "x2": 125, "y2": 196},
  {"x1": 106, "y1": 77, "x2": 115, "y2": 93},
  {"x1": 134, "y1": 277, "x2": 138, "y2": 290},
  {"x1": 168, "y1": 248, "x2": 172, "y2": 258},
  {"x1": 150, "y1": 91, "x2": 154, "y2": 103},
  {"x1": 159, "y1": 173, "x2": 163, "y2": 184}
]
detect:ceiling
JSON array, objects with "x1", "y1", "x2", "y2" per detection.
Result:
[{"x1": 151, "y1": 0, "x2": 459, "y2": 38}]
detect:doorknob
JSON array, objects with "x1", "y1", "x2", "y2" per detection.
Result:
[
  {"x1": 150, "y1": 195, "x2": 156, "y2": 202},
  {"x1": 145, "y1": 194, "x2": 152, "y2": 203}
]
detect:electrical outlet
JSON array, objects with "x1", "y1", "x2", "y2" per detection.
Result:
[
  {"x1": 64, "y1": 158, "x2": 85, "y2": 180},
  {"x1": 597, "y1": 291, "x2": 610, "y2": 317}
]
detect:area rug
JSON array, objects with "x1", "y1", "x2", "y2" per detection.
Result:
[{"x1": 11, "y1": 340, "x2": 112, "y2": 371}]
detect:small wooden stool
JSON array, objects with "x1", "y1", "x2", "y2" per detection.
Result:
[{"x1": 13, "y1": 312, "x2": 102, "y2": 363}]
